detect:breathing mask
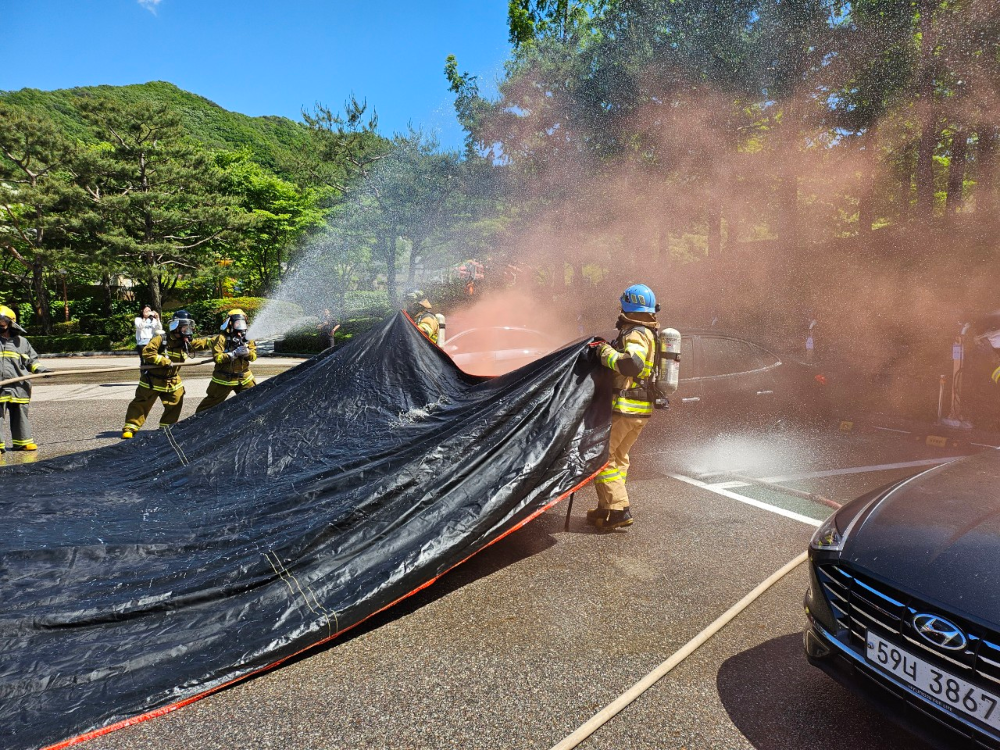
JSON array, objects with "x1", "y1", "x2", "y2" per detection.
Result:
[{"x1": 168, "y1": 311, "x2": 196, "y2": 346}]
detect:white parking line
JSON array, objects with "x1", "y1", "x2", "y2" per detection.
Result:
[
  {"x1": 704, "y1": 480, "x2": 751, "y2": 490},
  {"x1": 758, "y1": 457, "x2": 959, "y2": 484},
  {"x1": 669, "y1": 473, "x2": 822, "y2": 527}
]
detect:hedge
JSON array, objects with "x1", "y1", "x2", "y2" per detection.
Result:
[
  {"x1": 78, "y1": 312, "x2": 135, "y2": 342},
  {"x1": 28, "y1": 334, "x2": 112, "y2": 354},
  {"x1": 272, "y1": 323, "x2": 367, "y2": 355},
  {"x1": 273, "y1": 331, "x2": 327, "y2": 354},
  {"x1": 340, "y1": 290, "x2": 392, "y2": 318}
]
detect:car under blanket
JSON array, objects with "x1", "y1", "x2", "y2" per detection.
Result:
[{"x1": 0, "y1": 311, "x2": 612, "y2": 750}]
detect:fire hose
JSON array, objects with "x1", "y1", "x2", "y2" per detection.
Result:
[
  {"x1": 549, "y1": 551, "x2": 809, "y2": 750},
  {"x1": 550, "y1": 474, "x2": 842, "y2": 749},
  {"x1": 0, "y1": 358, "x2": 214, "y2": 389}
]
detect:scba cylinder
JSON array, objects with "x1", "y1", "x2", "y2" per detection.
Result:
[
  {"x1": 655, "y1": 328, "x2": 681, "y2": 406},
  {"x1": 435, "y1": 313, "x2": 447, "y2": 346}
]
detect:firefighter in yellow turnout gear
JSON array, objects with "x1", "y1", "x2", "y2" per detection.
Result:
[
  {"x1": 122, "y1": 310, "x2": 212, "y2": 438},
  {"x1": 589, "y1": 284, "x2": 660, "y2": 530},
  {"x1": 406, "y1": 289, "x2": 440, "y2": 344},
  {"x1": 196, "y1": 309, "x2": 257, "y2": 413},
  {"x1": 0, "y1": 305, "x2": 50, "y2": 452}
]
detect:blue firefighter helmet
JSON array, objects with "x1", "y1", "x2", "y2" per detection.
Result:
[{"x1": 620, "y1": 284, "x2": 657, "y2": 314}]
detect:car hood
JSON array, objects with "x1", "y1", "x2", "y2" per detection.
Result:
[{"x1": 842, "y1": 450, "x2": 1000, "y2": 623}]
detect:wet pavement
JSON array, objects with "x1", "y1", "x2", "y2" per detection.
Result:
[{"x1": 4, "y1": 368, "x2": 977, "y2": 749}]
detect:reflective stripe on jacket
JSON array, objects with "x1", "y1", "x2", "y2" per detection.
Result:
[
  {"x1": 993, "y1": 365, "x2": 1000, "y2": 385},
  {"x1": 414, "y1": 312, "x2": 440, "y2": 344},
  {"x1": 602, "y1": 325, "x2": 656, "y2": 417},
  {"x1": 139, "y1": 334, "x2": 212, "y2": 393},
  {"x1": 210, "y1": 334, "x2": 257, "y2": 387},
  {"x1": 0, "y1": 334, "x2": 43, "y2": 403}
]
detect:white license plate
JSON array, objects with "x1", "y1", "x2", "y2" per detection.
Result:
[{"x1": 867, "y1": 631, "x2": 1000, "y2": 732}]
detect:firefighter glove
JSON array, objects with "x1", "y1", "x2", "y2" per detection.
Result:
[
  {"x1": 233, "y1": 345, "x2": 250, "y2": 359},
  {"x1": 596, "y1": 342, "x2": 618, "y2": 368}
]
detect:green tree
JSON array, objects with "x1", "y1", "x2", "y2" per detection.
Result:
[
  {"x1": 333, "y1": 129, "x2": 465, "y2": 303},
  {"x1": 299, "y1": 96, "x2": 391, "y2": 196},
  {"x1": 0, "y1": 102, "x2": 94, "y2": 333},
  {"x1": 81, "y1": 98, "x2": 245, "y2": 311},
  {"x1": 216, "y1": 150, "x2": 326, "y2": 295}
]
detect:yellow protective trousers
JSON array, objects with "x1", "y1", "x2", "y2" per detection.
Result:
[
  {"x1": 195, "y1": 378, "x2": 255, "y2": 414},
  {"x1": 123, "y1": 383, "x2": 185, "y2": 431},
  {"x1": 594, "y1": 413, "x2": 647, "y2": 511},
  {"x1": 0, "y1": 401, "x2": 32, "y2": 451}
]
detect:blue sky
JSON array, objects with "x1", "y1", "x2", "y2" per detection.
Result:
[{"x1": 3, "y1": 0, "x2": 512, "y2": 152}]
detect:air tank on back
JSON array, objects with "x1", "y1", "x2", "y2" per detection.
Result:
[
  {"x1": 435, "y1": 313, "x2": 447, "y2": 346},
  {"x1": 654, "y1": 327, "x2": 681, "y2": 408}
]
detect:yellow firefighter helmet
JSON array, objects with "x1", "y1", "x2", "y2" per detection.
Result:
[{"x1": 221, "y1": 308, "x2": 248, "y2": 333}]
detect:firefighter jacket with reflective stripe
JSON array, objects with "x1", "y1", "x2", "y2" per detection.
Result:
[
  {"x1": 600, "y1": 324, "x2": 657, "y2": 417},
  {"x1": 414, "y1": 311, "x2": 440, "y2": 344},
  {"x1": 139, "y1": 334, "x2": 213, "y2": 393},
  {"x1": 0, "y1": 333, "x2": 43, "y2": 404},
  {"x1": 992, "y1": 364, "x2": 1000, "y2": 385},
  {"x1": 209, "y1": 333, "x2": 257, "y2": 387}
]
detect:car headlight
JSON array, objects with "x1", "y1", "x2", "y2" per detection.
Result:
[{"x1": 810, "y1": 514, "x2": 844, "y2": 552}]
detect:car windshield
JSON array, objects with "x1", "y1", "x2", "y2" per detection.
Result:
[{"x1": 701, "y1": 337, "x2": 762, "y2": 377}]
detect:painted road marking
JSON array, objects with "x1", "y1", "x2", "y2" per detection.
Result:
[
  {"x1": 699, "y1": 458, "x2": 960, "y2": 492},
  {"x1": 669, "y1": 473, "x2": 822, "y2": 527},
  {"x1": 757, "y1": 457, "x2": 959, "y2": 484},
  {"x1": 704, "y1": 480, "x2": 750, "y2": 490},
  {"x1": 677, "y1": 456, "x2": 976, "y2": 528}
]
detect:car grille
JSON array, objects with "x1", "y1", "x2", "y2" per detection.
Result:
[{"x1": 816, "y1": 563, "x2": 1000, "y2": 690}]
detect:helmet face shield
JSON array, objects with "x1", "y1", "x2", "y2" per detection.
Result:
[
  {"x1": 232, "y1": 318, "x2": 248, "y2": 334},
  {"x1": 168, "y1": 317, "x2": 195, "y2": 338}
]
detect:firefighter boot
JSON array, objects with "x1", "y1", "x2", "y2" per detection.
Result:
[
  {"x1": 594, "y1": 507, "x2": 633, "y2": 530},
  {"x1": 121, "y1": 429, "x2": 134, "y2": 439},
  {"x1": 13, "y1": 442, "x2": 38, "y2": 451}
]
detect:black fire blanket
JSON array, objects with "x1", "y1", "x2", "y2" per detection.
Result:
[{"x1": 0, "y1": 312, "x2": 611, "y2": 750}]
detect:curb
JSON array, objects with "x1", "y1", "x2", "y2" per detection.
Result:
[
  {"x1": 38, "y1": 351, "x2": 310, "y2": 360},
  {"x1": 39, "y1": 351, "x2": 136, "y2": 358},
  {"x1": 836, "y1": 419, "x2": 1000, "y2": 450}
]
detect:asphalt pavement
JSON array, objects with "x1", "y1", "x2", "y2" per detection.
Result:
[
  {"x1": 0, "y1": 356, "x2": 305, "y2": 463},
  {"x1": 3, "y1": 362, "x2": 977, "y2": 749}
]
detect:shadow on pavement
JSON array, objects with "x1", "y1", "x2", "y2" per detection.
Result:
[{"x1": 717, "y1": 633, "x2": 933, "y2": 750}]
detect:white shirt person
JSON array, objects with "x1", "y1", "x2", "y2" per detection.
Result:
[{"x1": 134, "y1": 306, "x2": 160, "y2": 353}]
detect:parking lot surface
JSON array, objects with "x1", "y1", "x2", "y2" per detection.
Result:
[{"x1": 5, "y1": 360, "x2": 977, "y2": 749}]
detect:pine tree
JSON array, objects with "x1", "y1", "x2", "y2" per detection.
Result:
[
  {"x1": 81, "y1": 97, "x2": 244, "y2": 312},
  {"x1": 0, "y1": 102, "x2": 92, "y2": 333}
]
